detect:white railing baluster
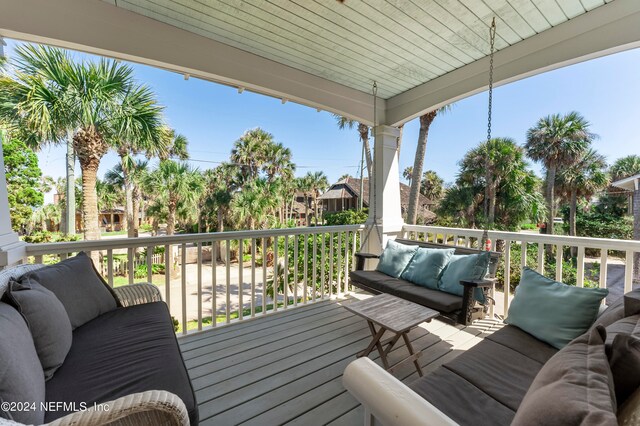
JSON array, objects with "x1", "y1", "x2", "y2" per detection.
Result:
[
  {"x1": 127, "y1": 247, "x2": 135, "y2": 285},
  {"x1": 576, "y1": 246, "x2": 585, "y2": 288},
  {"x1": 284, "y1": 236, "x2": 289, "y2": 309},
  {"x1": 212, "y1": 241, "x2": 217, "y2": 327},
  {"x1": 624, "y1": 251, "x2": 634, "y2": 294},
  {"x1": 303, "y1": 235, "x2": 308, "y2": 303},
  {"x1": 337, "y1": 232, "x2": 343, "y2": 296},
  {"x1": 107, "y1": 249, "x2": 114, "y2": 287},
  {"x1": 225, "y1": 240, "x2": 231, "y2": 324},
  {"x1": 329, "y1": 233, "x2": 334, "y2": 298},
  {"x1": 599, "y1": 249, "x2": 608, "y2": 292},
  {"x1": 274, "y1": 236, "x2": 279, "y2": 312},
  {"x1": 181, "y1": 243, "x2": 187, "y2": 335},
  {"x1": 504, "y1": 240, "x2": 511, "y2": 319},
  {"x1": 146, "y1": 245, "x2": 153, "y2": 283},
  {"x1": 238, "y1": 239, "x2": 244, "y2": 320},
  {"x1": 164, "y1": 244, "x2": 170, "y2": 313},
  {"x1": 555, "y1": 245, "x2": 563, "y2": 282},
  {"x1": 344, "y1": 231, "x2": 350, "y2": 293},
  {"x1": 197, "y1": 242, "x2": 203, "y2": 330},
  {"x1": 251, "y1": 239, "x2": 256, "y2": 317},
  {"x1": 293, "y1": 236, "x2": 299, "y2": 306},
  {"x1": 312, "y1": 234, "x2": 317, "y2": 303},
  {"x1": 520, "y1": 241, "x2": 527, "y2": 270},
  {"x1": 262, "y1": 238, "x2": 267, "y2": 315},
  {"x1": 321, "y1": 233, "x2": 326, "y2": 299},
  {"x1": 537, "y1": 243, "x2": 544, "y2": 274}
]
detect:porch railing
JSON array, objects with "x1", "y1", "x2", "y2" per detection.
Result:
[
  {"x1": 402, "y1": 224, "x2": 640, "y2": 318},
  {"x1": 24, "y1": 224, "x2": 364, "y2": 335}
]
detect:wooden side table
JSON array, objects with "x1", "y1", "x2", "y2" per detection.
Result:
[{"x1": 343, "y1": 293, "x2": 439, "y2": 376}]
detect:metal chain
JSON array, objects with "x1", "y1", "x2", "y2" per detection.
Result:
[
  {"x1": 481, "y1": 17, "x2": 497, "y2": 253},
  {"x1": 360, "y1": 81, "x2": 381, "y2": 250}
]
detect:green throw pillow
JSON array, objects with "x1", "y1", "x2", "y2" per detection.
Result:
[
  {"x1": 401, "y1": 248, "x2": 455, "y2": 289},
  {"x1": 506, "y1": 267, "x2": 608, "y2": 349},
  {"x1": 375, "y1": 239, "x2": 418, "y2": 278},
  {"x1": 438, "y1": 252, "x2": 490, "y2": 303}
]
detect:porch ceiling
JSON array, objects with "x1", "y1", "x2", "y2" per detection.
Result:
[
  {"x1": 1, "y1": 0, "x2": 640, "y2": 125},
  {"x1": 101, "y1": 0, "x2": 605, "y2": 100}
]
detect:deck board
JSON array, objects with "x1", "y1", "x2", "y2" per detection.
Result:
[{"x1": 179, "y1": 296, "x2": 499, "y2": 425}]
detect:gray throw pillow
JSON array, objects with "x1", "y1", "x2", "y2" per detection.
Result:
[
  {"x1": 0, "y1": 302, "x2": 45, "y2": 425},
  {"x1": 512, "y1": 325, "x2": 617, "y2": 425},
  {"x1": 606, "y1": 333, "x2": 640, "y2": 406},
  {"x1": 3, "y1": 278, "x2": 72, "y2": 380},
  {"x1": 22, "y1": 252, "x2": 117, "y2": 329}
]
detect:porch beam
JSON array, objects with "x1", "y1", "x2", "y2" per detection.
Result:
[
  {"x1": 385, "y1": 0, "x2": 640, "y2": 126},
  {"x1": 0, "y1": 0, "x2": 380, "y2": 125}
]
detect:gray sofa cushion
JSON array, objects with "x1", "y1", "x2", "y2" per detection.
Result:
[
  {"x1": 0, "y1": 263, "x2": 45, "y2": 299},
  {"x1": 0, "y1": 302, "x2": 45, "y2": 425},
  {"x1": 3, "y1": 278, "x2": 72, "y2": 380},
  {"x1": 22, "y1": 252, "x2": 117, "y2": 328},
  {"x1": 485, "y1": 324, "x2": 557, "y2": 364},
  {"x1": 349, "y1": 270, "x2": 462, "y2": 313},
  {"x1": 410, "y1": 367, "x2": 516, "y2": 426},
  {"x1": 607, "y1": 333, "x2": 640, "y2": 406},
  {"x1": 44, "y1": 301, "x2": 198, "y2": 425},
  {"x1": 512, "y1": 325, "x2": 617, "y2": 426}
]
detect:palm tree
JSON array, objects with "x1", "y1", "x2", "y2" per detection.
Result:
[
  {"x1": 610, "y1": 155, "x2": 640, "y2": 180},
  {"x1": 407, "y1": 106, "x2": 451, "y2": 224},
  {"x1": 231, "y1": 178, "x2": 280, "y2": 230},
  {"x1": 144, "y1": 160, "x2": 203, "y2": 237},
  {"x1": 459, "y1": 138, "x2": 524, "y2": 226},
  {"x1": 557, "y1": 149, "x2": 609, "y2": 252},
  {"x1": 420, "y1": 170, "x2": 444, "y2": 202},
  {"x1": 402, "y1": 166, "x2": 413, "y2": 186},
  {"x1": 525, "y1": 112, "x2": 595, "y2": 237},
  {"x1": 305, "y1": 171, "x2": 329, "y2": 225},
  {"x1": 296, "y1": 175, "x2": 313, "y2": 226},
  {"x1": 105, "y1": 159, "x2": 150, "y2": 236},
  {"x1": 334, "y1": 115, "x2": 372, "y2": 177},
  {"x1": 231, "y1": 128, "x2": 272, "y2": 184},
  {"x1": 1, "y1": 44, "x2": 165, "y2": 243},
  {"x1": 203, "y1": 163, "x2": 238, "y2": 233}
]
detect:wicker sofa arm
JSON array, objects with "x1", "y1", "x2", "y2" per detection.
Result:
[
  {"x1": 47, "y1": 390, "x2": 189, "y2": 426},
  {"x1": 354, "y1": 252, "x2": 381, "y2": 270},
  {"x1": 343, "y1": 358, "x2": 457, "y2": 426},
  {"x1": 113, "y1": 283, "x2": 162, "y2": 307}
]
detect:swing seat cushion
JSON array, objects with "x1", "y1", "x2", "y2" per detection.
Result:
[
  {"x1": 375, "y1": 239, "x2": 418, "y2": 278},
  {"x1": 400, "y1": 247, "x2": 455, "y2": 289}
]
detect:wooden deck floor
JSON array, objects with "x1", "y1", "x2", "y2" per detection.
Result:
[{"x1": 178, "y1": 297, "x2": 502, "y2": 426}]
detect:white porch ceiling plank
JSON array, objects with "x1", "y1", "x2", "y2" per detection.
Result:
[
  {"x1": 365, "y1": 0, "x2": 479, "y2": 64},
  {"x1": 434, "y1": 0, "x2": 519, "y2": 47},
  {"x1": 0, "y1": 0, "x2": 379, "y2": 124},
  {"x1": 481, "y1": 0, "x2": 538, "y2": 38},
  {"x1": 529, "y1": 0, "x2": 569, "y2": 25},
  {"x1": 272, "y1": 0, "x2": 440, "y2": 84},
  {"x1": 555, "y1": 0, "x2": 588, "y2": 19},
  {"x1": 386, "y1": 0, "x2": 640, "y2": 125},
  {"x1": 334, "y1": 0, "x2": 463, "y2": 71},
  {"x1": 244, "y1": 0, "x2": 430, "y2": 88},
  {"x1": 581, "y1": 0, "x2": 607, "y2": 10},
  {"x1": 118, "y1": 0, "x2": 404, "y2": 97},
  {"x1": 505, "y1": 0, "x2": 553, "y2": 31},
  {"x1": 450, "y1": 0, "x2": 522, "y2": 45}
]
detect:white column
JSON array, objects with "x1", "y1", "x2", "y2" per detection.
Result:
[
  {"x1": 0, "y1": 131, "x2": 27, "y2": 267},
  {"x1": 363, "y1": 125, "x2": 403, "y2": 264}
]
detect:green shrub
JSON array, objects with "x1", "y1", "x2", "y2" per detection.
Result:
[
  {"x1": 23, "y1": 231, "x2": 80, "y2": 243},
  {"x1": 323, "y1": 209, "x2": 368, "y2": 225},
  {"x1": 134, "y1": 263, "x2": 165, "y2": 279}
]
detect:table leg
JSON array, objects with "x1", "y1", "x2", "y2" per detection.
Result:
[
  {"x1": 402, "y1": 332, "x2": 423, "y2": 377},
  {"x1": 358, "y1": 321, "x2": 385, "y2": 356}
]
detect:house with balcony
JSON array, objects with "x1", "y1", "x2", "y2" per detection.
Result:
[{"x1": 1, "y1": 1, "x2": 640, "y2": 425}]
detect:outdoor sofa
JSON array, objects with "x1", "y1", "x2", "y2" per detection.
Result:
[
  {"x1": 345, "y1": 275, "x2": 640, "y2": 425},
  {"x1": 350, "y1": 238, "x2": 502, "y2": 325},
  {"x1": 0, "y1": 252, "x2": 197, "y2": 426}
]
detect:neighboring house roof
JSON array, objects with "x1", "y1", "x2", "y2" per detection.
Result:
[
  {"x1": 612, "y1": 174, "x2": 640, "y2": 191},
  {"x1": 319, "y1": 177, "x2": 436, "y2": 221}
]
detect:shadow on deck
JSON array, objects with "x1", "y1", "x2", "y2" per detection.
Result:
[{"x1": 178, "y1": 297, "x2": 502, "y2": 426}]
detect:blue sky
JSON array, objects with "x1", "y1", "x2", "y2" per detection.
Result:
[{"x1": 5, "y1": 39, "x2": 640, "y2": 202}]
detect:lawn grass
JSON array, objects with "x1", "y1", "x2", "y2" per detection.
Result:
[
  {"x1": 101, "y1": 229, "x2": 129, "y2": 236},
  {"x1": 112, "y1": 274, "x2": 166, "y2": 288}
]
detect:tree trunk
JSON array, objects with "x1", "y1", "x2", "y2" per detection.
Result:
[
  {"x1": 487, "y1": 179, "x2": 497, "y2": 227},
  {"x1": 407, "y1": 112, "x2": 437, "y2": 224},
  {"x1": 358, "y1": 123, "x2": 373, "y2": 178},
  {"x1": 167, "y1": 202, "x2": 177, "y2": 278},
  {"x1": 543, "y1": 166, "x2": 557, "y2": 256},
  {"x1": 132, "y1": 187, "x2": 140, "y2": 237},
  {"x1": 216, "y1": 209, "x2": 224, "y2": 262},
  {"x1": 304, "y1": 195, "x2": 310, "y2": 226},
  {"x1": 65, "y1": 130, "x2": 76, "y2": 235},
  {"x1": 569, "y1": 189, "x2": 578, "y2": 258}
]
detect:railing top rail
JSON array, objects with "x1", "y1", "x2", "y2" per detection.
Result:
[
  {"x1": 403, "y1": 224, "x2": 640, "y2": 252},
  {"x1": 25, "y1": 224, "x2": 365, "y2": 255}
]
